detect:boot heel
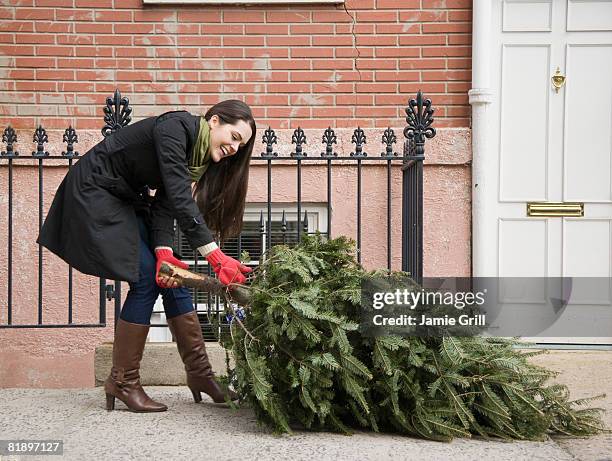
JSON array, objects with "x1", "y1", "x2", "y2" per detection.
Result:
[
  {"x1": 190, "y1": 388, "x2": 202, "y2": 403},
  {"x1": 105, "y1": 393, "x2": 115, "y2": 411}
]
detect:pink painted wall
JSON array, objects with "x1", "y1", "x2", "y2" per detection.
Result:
[{"x1": 0, "y1": 126, "x2": 471, "y2": 388}]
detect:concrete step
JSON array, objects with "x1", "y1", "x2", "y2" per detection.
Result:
[{"x1": 94, "y1": 341, "x2": 230, "y2": 386}]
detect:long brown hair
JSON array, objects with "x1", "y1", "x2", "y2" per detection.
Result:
[{"x1": 193, "y1": 100, "x2": 256, "y2": 243}]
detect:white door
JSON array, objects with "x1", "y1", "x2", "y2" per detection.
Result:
[{"x1": 485, "y1": 0, "x2": 612, "y2": 344}]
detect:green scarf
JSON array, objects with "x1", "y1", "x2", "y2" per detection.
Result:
[{"x1": 188, "y1": 117, "x2": 211, "y2": 182}]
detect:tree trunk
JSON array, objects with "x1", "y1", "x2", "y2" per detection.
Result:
[{"x1": 158, "y1": 262, "x2": 251, "y2": 306}]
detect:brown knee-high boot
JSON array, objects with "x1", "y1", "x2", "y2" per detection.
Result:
[
  {"x1": 104, "y1": 318, "x2": 168, "y2": 412},
  {"x1": 167, "y1": 310, "x2": 238, "y2": 404}
]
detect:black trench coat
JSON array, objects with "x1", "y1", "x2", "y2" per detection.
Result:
[{"x1": 37, "y1": 111, "x2": 215, "y2": 283}]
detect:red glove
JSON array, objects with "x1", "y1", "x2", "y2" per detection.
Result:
[
  {"x1": 206, "y1": 248, "x2": 252, "y2": 286},
  {"x1": 155, "y1": 248, "x2": 188, "y2": 288}
]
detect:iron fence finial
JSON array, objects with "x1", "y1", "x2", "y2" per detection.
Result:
[
  {"x1": 1, "y1": 126, "x2": 18, "y2": 156},
  {"x1": 102, "y1": 89, "x2": 132, "y2": 137}
]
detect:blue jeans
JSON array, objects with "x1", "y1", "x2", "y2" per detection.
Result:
[{"x1": 120, "y1": 217, "x2": 194, "y2": 325}]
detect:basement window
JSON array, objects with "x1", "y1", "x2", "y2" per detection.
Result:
[{"x1": 147, "y1": 203, "x2": 327, "y2": 342}]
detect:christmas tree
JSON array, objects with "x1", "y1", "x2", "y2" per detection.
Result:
[{"x1": 164, "y1": 235, "x2": 607, "y2": 441}]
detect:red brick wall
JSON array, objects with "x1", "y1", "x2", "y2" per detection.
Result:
[{"x1": 0, "y1": 0, "x2": 471, "y2": 130}]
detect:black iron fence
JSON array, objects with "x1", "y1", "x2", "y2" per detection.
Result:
[{"x1": 0, "y1": 90, "x2": 436, "y2": 338}]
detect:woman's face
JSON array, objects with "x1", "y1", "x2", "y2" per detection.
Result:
[{"x1": 208, "y1": 115, "x2": 253, "y2": 163}]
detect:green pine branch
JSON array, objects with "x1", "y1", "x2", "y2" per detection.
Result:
[{"x1": 217, "y1": 234, "x2": 607, "y2": 442}]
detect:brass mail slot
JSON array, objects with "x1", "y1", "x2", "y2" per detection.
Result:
[{"x1": 527, "y1": 202, "x2": 584, "y2": 217}]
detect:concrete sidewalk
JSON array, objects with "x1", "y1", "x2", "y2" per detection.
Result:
[{"x1": 1, "y1": 351, "x2": 610, "y2": 461}]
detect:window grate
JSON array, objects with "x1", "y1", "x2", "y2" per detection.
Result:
[{"x1": 175, "y1": 213, "x2": 304, "y2": 341}]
